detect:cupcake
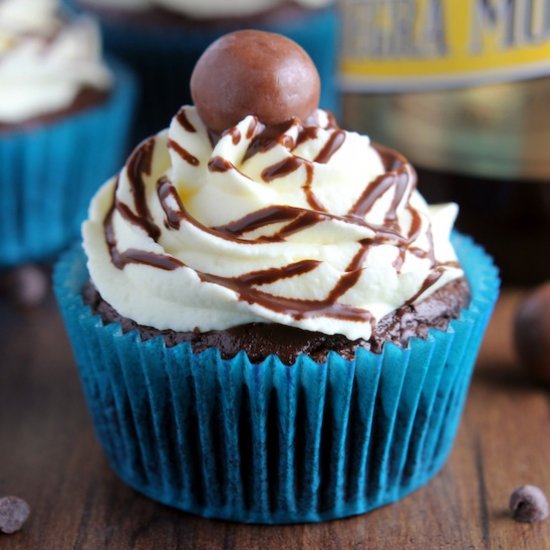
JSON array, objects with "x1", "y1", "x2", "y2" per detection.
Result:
[
  {"x1": 0, "y1": 0, "x2": 136, "y2": 268},
  {"x1": 71, "y1": 0, "x2": 339, "y2": 141},
  {"x1": 55, "y1": 31, "x2": 499, "y2": 523}
]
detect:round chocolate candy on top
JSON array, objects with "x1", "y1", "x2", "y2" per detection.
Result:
[
  {"x1": 191, "y1": 30, "x2": 321, "y2": 134},
  {"x1": 514, "y1": 281, "x2": 550, "y2": 385}
]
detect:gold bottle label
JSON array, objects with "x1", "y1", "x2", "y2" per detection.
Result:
[{"x1": 341, "y1": 0, "x2": 550, "y2": 90}]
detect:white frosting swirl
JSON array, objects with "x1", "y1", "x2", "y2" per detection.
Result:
[
  {"x1": 80, "y1": 0, "x2": 332, "y2": 18},
  {"x1": 83, "y1": 106, "x2": 464, "y2": 341},
  {"x1": 0, "y1": 0, "x2": 112, "y2": 124}
]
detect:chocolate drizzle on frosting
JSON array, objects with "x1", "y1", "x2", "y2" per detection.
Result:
[
  {"x1": 203, "y1": 115, "x2": 347, "y2": 215},
  {"x1": 243, "y1": 119, "x2": 297, "y2": 161},
  {"x1": 118, "y1": 139, "x2": 160, "y2": 241},
  {"x1": 261, "y1": 156, "x2": 311, "y2": 183},
  {"x1": 168, "y1": 139, "x2": 200, "y2": 166},
  {"x1": 208, "y1": 156, "x2": 234, "y2": 172},
  {"x1": 314, "y1": 130, "x2": 346, "y2": 164},
  {"x1": 105, "y1": 204, "x2": 182, "y2": 271},
  {"x1": 349, "y1": 145, "x2": 413, "y2": 227},
  {"x1": 224, "y1": 126, "x2": 242, "y2": 145},
  {"x1": 406, "y1": 268, "x2": 445, "y2": 305},
  {"x1": 176, "y1": 108, "x2": 196, "y2": 133},
  {"x1": 103, "y1": 113, "x2": 461, "y2": 326}
]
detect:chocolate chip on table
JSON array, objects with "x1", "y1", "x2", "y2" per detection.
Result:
[
  {"x1": 509, "y1": 485, "x2": 549, "y2": 523},
  {"x1": 0, "y1": 265, "x2": 49, "y2": 308},
  {"x1": 0, "y1": 496, "x2": 31, "y2": 534}
]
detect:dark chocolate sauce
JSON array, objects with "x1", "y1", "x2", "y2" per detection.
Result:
[
  {"x1": 261, "y1": 157, "x2": 325, "y2": 211},
  {"x1": 303, "y1": 163, "x2": 326, "y2": 211},
  {"x1": 214, "y1": 206, "x2": 300, "y2": 236},
  {"x1": 196, "y1": 270, "x2": 376, "y2": 323},
  {"x1": 314, "y1": 130, "x2": 346, "y2": 164},
  {"x1": 158, "y1": 178, "x2": 314, "y2": 245},
  {"x1": 208, "y1": 156, "x2": 234, "y2": 172},
  {"x1": 376, "y1": 143, "x2": 406, "y2": 171},
  {"x1": 157, "y1": 177, "x2": 184, "y2": 230},
  {"x1": 115, "y1": 247, "x2": 184, "y2": 271},
  {"x1": 241, "y1": 114, "x2": 341, "y2": 164},
  {"x1": 110, "y1": 174, "x2": 377, "y2": 322},
  {"x1": 348, "y1": 172, "x2": 396, "y2": 218},
  {"x1": 103, "y1": 126, "x2": 460, "y2": 325},
  {"x1": 104, "y1": 203, "x2": 182, "y2": 271},
  {"x1": 275, "y1": 211, "x2": 324, "y2": 240},
  {"x1": 406, "y1": 268, "x2": 444, "y2": 305},
  {"x1": 168, "y1": 139, "x2": 200, "y2": 166},
  {"x1": 406, "y1": 206, "x2": 423, "y2": 241},
  {"x1": 392, "y1": 250, "x2": 405, "y2": 272},
  {"x1": 127, "y1": 138, "x2": 155, "y2": 213},
  {"x1": 295, "y1": 126, "x2": 319, "y2": 147},
  {"x1": 176, "y1": 108, "x2": 196, "y2": 133},
  {"x1": 424, "y1": 225, "x2": 437, "y2": 267},
  {"x1": 246, "y1": 117, "x2": 258, "y2": 139},
  {"x1": 326, "y1": 239, "x2": 371, "y2": 303},
  {"x1": 213, "y1": 204, "x2": 399, "y2": 243},
  {"x1": 261, "y1": 157, "x2": 307, "y2": 182},
  {"x1": 223, "y1": 126, "x2": 242, "y2": 145},
  {"x1": 393, "y1": 207, "x2": 423, "y2": 272},
  {"x1": 116, "y1": 200, "x2": 159, "y2": 240},
  {"x1": 217, "y1": 205, "x2": 354, "y2": 236},
  {"x1": 348, "y1": 143, "x2": 416, "y2": 240},
  {"x1": 385, "y1": 170, "x2": 412, "y2": 225},
  {"x1": 120, "y1": 140, "x2": 161, "y2": 241},
  {"x1": 304, "y1": 110, "x2": 338, "y2": 130},
  {"x1": 235, "y1": 260, "x2": 321, "y2": 286},
  {"x1": 243, "y1": 119, "x2": 297, "y2": 162},
  {"x1": 325, "y1": 111, "x2": 339, "y2": 130}
]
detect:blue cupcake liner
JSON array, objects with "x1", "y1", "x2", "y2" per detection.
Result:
[
  {"x1": 75, "y1": 5, "x2": 339, "y2": 140},
  {"x1": 0, "y1": 62, "x2": 137, "y2": 267},
  {"x1": 54, "y1": 233, "x2": 499, "y2": 523}
]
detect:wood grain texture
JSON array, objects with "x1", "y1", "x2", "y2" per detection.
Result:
[{"x1": 1, "y1": 289, "x2": 550, "y2": 550}]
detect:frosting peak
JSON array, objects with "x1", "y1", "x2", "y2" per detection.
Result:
[
  {"x1": 84, "y1": 106, "x2": 464, "y2": 341},
  {"x1": 0, "y1": 0, "x2": 112, "y2": 124}
]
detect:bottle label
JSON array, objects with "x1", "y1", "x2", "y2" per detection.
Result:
[{"x1": 341, "y1": 0, "x2": 550, "y2": 91}]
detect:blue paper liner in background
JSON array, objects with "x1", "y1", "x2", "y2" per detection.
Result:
[
  {"x1": 0, "y1": 62, "x2": 136, "y2": 268},
  {"x1": 70, "y1": 5, "x2": 339, "y2": 141},
  {"x1": 54, "y1": 233, "x2": 499, "y2": 524}
]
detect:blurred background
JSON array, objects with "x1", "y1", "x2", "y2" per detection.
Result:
[
  {"x1": 3, "y1": 0, "x2": 550, "y2": 294},
  {"x1": 340, "y1": 0, "x2": 550, "y2": 286}
]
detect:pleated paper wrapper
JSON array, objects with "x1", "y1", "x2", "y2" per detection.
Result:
[
  {"x1": 0, "y1": 62, "x2": 136, "y2": 267},
  {"x1": 54, "y1": 233, "x2": 499, "y2": 523}
]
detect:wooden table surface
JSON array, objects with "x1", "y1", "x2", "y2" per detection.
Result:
[{"x1": 1, "y1": 288, "x2": 550, "y2": 550}]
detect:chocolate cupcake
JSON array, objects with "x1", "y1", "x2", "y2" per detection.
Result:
[
  {"x1": 0, "y1": 0, "x2": 136, "y2": 267},
  {"x1": 71, "y1": 0, "x2": 339, "y2": 141},
  {"x1": 55, "y1": 31, "x2": 499, "y2": 523}
]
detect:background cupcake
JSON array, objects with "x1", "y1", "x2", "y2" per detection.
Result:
[
  {"x1": 0, "y1": 0, "x2": 136, "y2": 269},
  {"x1": 55, "y1": 31, "x2": 499, "y2": 524},
  {"x1": 70, "y1": 0, "x2": 339, "y2": 141}
]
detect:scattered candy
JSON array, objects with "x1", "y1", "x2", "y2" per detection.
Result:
[
  {"x1": 514, "y1": 282, "x2": 550, "y2": 385},
  {"x1": 0, "y1": 265, "x2": 49, "y2": 308},
  {"x1": 191, "y1": 30, "x2": 320, "y2": 133},
  {"x1": 509, "y1": 485, "x2": 549, "y2": 523},
  {"x1": 0, "y1": 496, "x2": 31, "y2": 534}
]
